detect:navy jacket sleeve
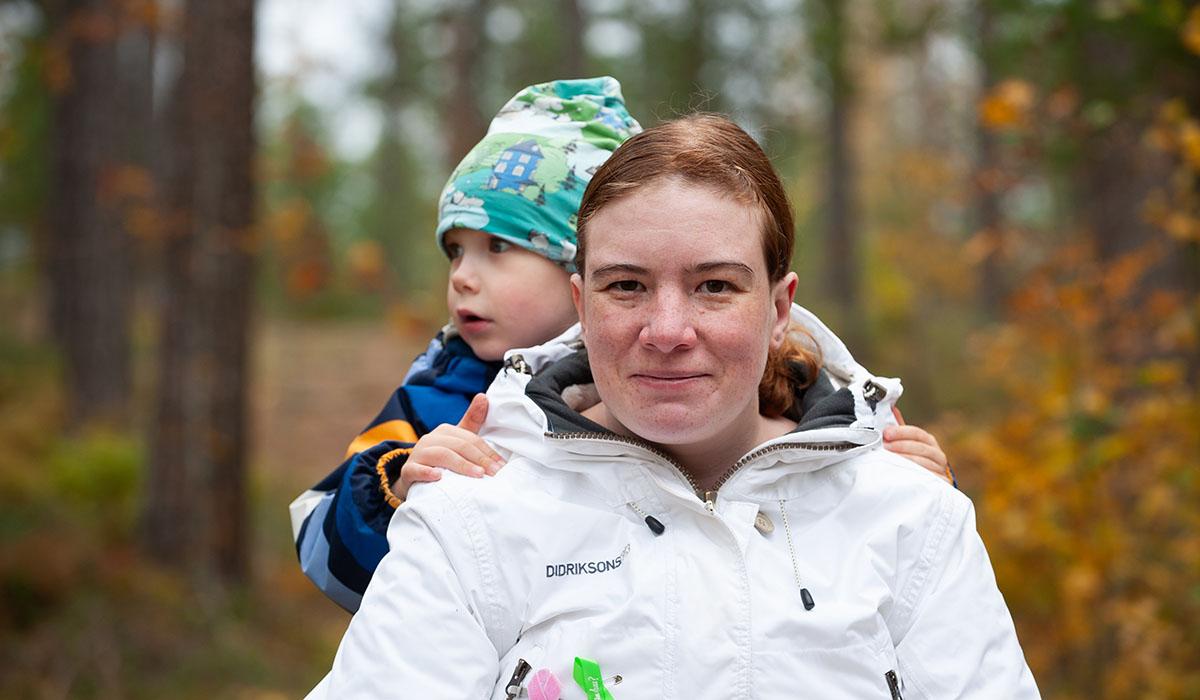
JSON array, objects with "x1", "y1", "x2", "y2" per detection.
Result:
[
  {"x1": 288, "y1": 333, "x2": 499, "y2": 612},
  {"x1": 291, "y1": 387, "x2": 423, "y2": 612}
]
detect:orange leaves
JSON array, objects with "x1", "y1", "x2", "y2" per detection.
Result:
[
  {"x1": 266, "y1": 198, "x2": 313, "y2": 247},
  {"x1": 978, "y1": 79, "x2": 1035, "y2": 132},
  {"x1": 1145, "y1": 100, "x2": 1200, "y2": 250},
  {"x1": 345, "y1": 240, "x2": 386, "y2": 292},
  {"x1": 1183, "y1": 5, "x2": 1200, "y2": 56},
  {"x1": 947, "y1": 222, "x2": 1200, "y2": 694},
  {"x1": 1148, "y1": 99, "x2": 1200, "y2": 173}
]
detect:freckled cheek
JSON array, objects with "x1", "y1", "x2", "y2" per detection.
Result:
[{"x1": 584, "y1": 302, "x2": 639, "y2": 344}]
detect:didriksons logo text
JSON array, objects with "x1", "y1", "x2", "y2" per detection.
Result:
[{"x1": 545, "y1": 544, "x2": 630, "y2": 578}]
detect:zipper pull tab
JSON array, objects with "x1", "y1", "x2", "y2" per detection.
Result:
[
  {"x1": 703, "y1": 490, "x2": 717, "y2": 512},
  {"x1": 504, "y1": 658, "x2": 533, "y2": 700}
]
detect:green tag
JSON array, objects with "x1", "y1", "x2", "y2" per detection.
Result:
[{"x1": 572, "y1": 657, "x2": 614, "y2": 700}]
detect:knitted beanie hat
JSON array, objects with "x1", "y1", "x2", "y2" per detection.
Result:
[{"x1": 435, "y1": 77, "x2": 641, "y2": 272}]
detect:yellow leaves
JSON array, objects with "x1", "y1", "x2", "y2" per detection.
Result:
[
  {"x1": 345, "y1": 240, "x2": 387, "y2": 292},
  {"x1": 266, "y1": 198, "x2": 312, "y2": 246},
  {"x1": 1147, "y1": 98, "x2": 1200, "y2": 172},
  {"x1": 1139, "y1": 359, "x2": 1185, "y2": 387},
  {"x1": 978, "y1": 79, "x2": 1035, "y2": 132},
  {"x1": 1180, "y1": 119, "x2": 1200, "y2": 172},
  {"x1": 1183, "y1": 5, "x2": 1200, "y2": 56}
]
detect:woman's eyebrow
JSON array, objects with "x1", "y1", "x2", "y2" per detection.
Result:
[
  {"x1": 591, "y1": 263, "x2": 649, "y2": 278},
  {"x1": 690, "y1": 261, "x2": 755, "y2": 276}
]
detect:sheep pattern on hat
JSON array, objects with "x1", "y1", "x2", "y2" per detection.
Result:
[{"x1": 436, "y1": 77, "x2": 642, "y2": 272}]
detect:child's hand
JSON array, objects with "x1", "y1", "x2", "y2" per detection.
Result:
[
  {"x1": 883, "y1": 422, "x2": 953, "y2": 484},
  {"x1": 394, "y1": 394, "x2": 506, "y2": 501}
]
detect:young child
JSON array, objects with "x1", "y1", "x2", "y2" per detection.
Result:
[
  {"x1": 289, "y1": 77, "x2": 952, "y2": 613},
  {"x1": 288, "y1": 78, "x2": 641, "y2": 612}
]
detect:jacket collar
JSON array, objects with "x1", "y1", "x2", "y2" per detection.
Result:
[{"x1": 480, "y1": 305, "x2": 901, "y2": 500}]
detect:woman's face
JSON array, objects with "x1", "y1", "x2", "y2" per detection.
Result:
[{"x1": 572, "y1": 178, "x2": 796, "y2": 452}]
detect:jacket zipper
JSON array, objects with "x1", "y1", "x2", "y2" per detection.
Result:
[
  {"x1": 548, "y1": 431, "x2": 857, "y2": 508},
  {"x1": 885, "y1": 670, "x2": 903, "y2": 700}
]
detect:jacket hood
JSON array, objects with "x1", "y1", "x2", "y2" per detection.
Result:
[{"x1": 478, "y1": 304, "x2": 904, "y2": 497}]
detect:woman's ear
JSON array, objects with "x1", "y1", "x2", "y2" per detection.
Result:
[
  {"x1": 770, "y1": 272, "x2": 798, "y2": 347},
  {"x1": 571, "y1": 273, "x2": 586, "y2": 334}
]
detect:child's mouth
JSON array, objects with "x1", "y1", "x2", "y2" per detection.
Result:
[{"x1": 456, "y1": 310, "x2": 492, "y2": 333}]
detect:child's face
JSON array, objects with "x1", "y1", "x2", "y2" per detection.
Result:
[{"x1": 444, "y1": 228, "x2": 577, "y2": 361}]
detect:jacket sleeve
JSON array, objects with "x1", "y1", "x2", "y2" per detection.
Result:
[
  {"x1": 309, "y1": 483, "x2": 507, "y2": 699},
  {"x1": 892, "y1": 494, "x2": 1041, "y2": 699},
  {"x1": 289, "y1": 385, "x2": 425, "y2": 613}
]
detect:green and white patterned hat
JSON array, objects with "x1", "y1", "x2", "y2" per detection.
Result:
[{"x1": 436, "y1": 77, "x2": 641, "y2": 272}]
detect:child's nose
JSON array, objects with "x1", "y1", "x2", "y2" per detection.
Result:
[{"x1": 449, "y1": 257, "x2": 480, "y2": 293}]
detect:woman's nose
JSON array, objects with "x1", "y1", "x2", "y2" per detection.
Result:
[{"x1": 638, "y1": 291, "x2": 697, "y2": 352}]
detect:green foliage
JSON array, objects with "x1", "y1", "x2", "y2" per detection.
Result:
[
  {"x1": 0, "y1": 18, "x2": 49, "y2": 234},
  {"x1": 0, "y1": 328, "x2": 343, "y2": 698}
]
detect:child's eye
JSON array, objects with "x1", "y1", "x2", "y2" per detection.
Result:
[
  {"x1": 445, "y1": 243, "x2": 464, "y2": 259},
  {"x1": 489, "y1": 239, "x2": 512, "y2": 254},
  {"x1": 700, "y1": 280, "x2": 730, "y2": 294}
]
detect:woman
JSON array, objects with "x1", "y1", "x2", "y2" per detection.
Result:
[{"x1": 309, "y1": 115, "x2": 1038, "y2": 699}]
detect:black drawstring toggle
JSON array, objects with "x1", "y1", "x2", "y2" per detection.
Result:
[{"x1": 644, "y1": 515, "x2": 665, "y2": 535}]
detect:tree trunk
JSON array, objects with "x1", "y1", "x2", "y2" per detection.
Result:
[
  {"x1": 974, "y1": 0, "x2": 1005, "y2": 315},
  {"x1": 143, "y1": 0, "x2": 256, "y2": 584},
  {"x1": 44, "y1": 0, "x2": 134, "y2": 429},
  {"x1": 443, "y1": 0, "x2": 491, "y2": 168},
  {"x1": 559, "y1": 0, "x2": 586, "y2": 79},
  {"x1": 819, "y1": 0, "x2": 861, "y2": 344}
]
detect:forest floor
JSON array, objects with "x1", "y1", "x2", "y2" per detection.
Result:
[{"x1": 1, "y1": 317, "x2": 429, "y2": 699}]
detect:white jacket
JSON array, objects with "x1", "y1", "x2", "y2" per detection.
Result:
[{"x1": 310, "y1": 306, "x2": 1039, "y2": 700}]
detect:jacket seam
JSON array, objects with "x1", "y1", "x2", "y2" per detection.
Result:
[
  {"x1": 888, "y1": 489, "x2": 962, "y2": 640},
  {"x1": 435, "y1": 483, "x2": 508, "y2": 645}
]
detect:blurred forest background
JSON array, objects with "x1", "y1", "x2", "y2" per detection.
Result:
[{"x1": 0, "y1": 0, "x2": 1197, "y2": 697}]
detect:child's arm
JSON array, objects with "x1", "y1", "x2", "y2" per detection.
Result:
[{"x1": 289, "y1": 385, "x2": 426, "y2": 613}]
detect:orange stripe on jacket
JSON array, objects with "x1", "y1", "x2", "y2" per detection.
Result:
[{"x1": 345, "y1": 420, "x2": 420, "y2": 458}]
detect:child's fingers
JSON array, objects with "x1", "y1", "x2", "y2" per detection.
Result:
[
  {"x1": 458, "y1": 394, "x2": 489, "y2": 434},
  {"x1": 394, "y1": 464, "x2": 443, "y2": 501},
  {"x1": 422, "y1": 425, "x2": 507, "y2": 473},
  {"x1": 883, "y1": 424, "x2": 939, "y2": 447},
  {"x1": 422, "y1": 445, "x2": 488, "y2": 477},
  {"x1": 884, "y1": 439, "x2": 943, "y2": 464},
  {"x1": 906, "y1": 456, "x2": 952, "y2": 483},
  {"x1": 884, "y1": 442, "x2": 952, "y2": 483}
]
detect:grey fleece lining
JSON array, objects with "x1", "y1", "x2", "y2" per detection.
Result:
[{"x1": 524, "y1": 348, "x2": 857, "y2": 435}]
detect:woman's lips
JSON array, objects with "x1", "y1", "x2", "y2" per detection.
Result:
[{"x1": 631, "y1": 372, "x2": 708, "y2": 389}]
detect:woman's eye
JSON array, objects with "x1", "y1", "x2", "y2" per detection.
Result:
[
  {"x1": 489, "y1": 239, "x2": 512, "y2": 254},
  {"x1": 701, "y1": 280, "x2": 729, "y2": 294},
  {"x1": 610, "y1": 280, "x2": 642, "y2": 292}
]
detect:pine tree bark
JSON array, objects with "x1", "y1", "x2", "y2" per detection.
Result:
[
  {"x1": 44, "y1": 0, "x2": 134, "y2": 429},
  {"x1": 559, "y1": 0, "x2": 586, "y2": 79},
  {"x1": 974, "y1": 0, "x2": 1005, "y2": 315},
  {"x1": 818, "y1": 0, "x2": 861, "y2": 345},
  {"x1": 143, "y1": 0, "x2": 256, "y2": 583},
  {"x1": 443, "y1": 0, "x2": 491, "y2": 168}
]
